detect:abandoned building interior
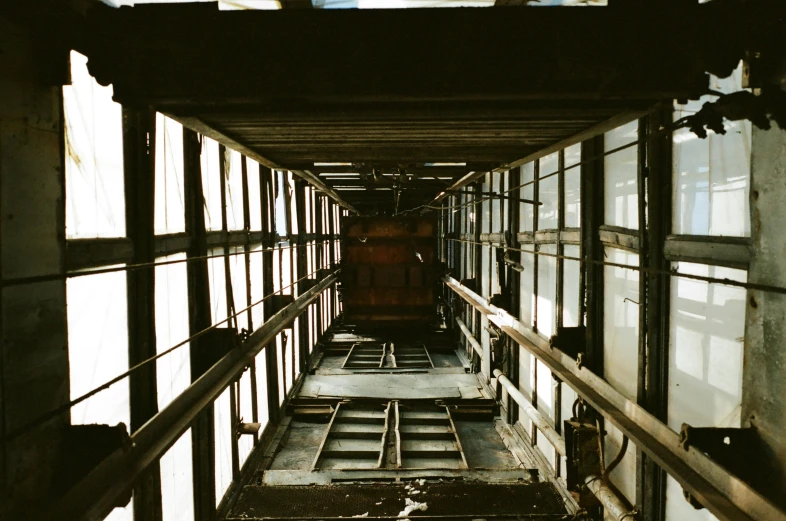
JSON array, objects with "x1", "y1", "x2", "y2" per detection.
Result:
[{"x1": 2, "y1": 1, "x2": 786, "y2": 521}]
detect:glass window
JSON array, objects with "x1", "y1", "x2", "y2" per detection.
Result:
[
  {"x1": 603, "y1": 247, "x2": 639, "y2": 401},
  {"x1": 202, "y1": 139, "x2": 222, "y2": 232},
  {"x1": 160, "y1": 430, "x2": 194, "y2": 521},
  {"x1": 564, "y1": 144, "x2": 581, "y2": 228},
  {"x1": 64, "y1": 51, "x2": 125, "y2": 239},
  {"x1": 214, "y1": 387, "x2": 232, "y2": 505},
  {"x1": 563, "y1": 244, "x2": 581, "y2": 327},
  {"x1": 538, "y1": 153, "x2": 559, "y2": 230},
  {"x1": 226, "y1": 150, "x2": 245, "y2": 231},
  {"x1": 604, "y1": 121, "x2": 639, "y2": 229},
  {"x1": 155, "y1": 114, "x2": 185, "y2": 235},
  {"x1": 519, "y1": 163, "x2": 535, "y2": 233},
  {"x1": 156, "y1": 253, "x2": 190, "y2": 409},
  {"x1": 247, "y1": 159, "x2": 262, "y2": 231},
  {"x1": 537, "y1": 244, "x2": 557, "y2": 337},
  {"x1": 672, "y1": 64, "x2": 750, "y2": 237}
]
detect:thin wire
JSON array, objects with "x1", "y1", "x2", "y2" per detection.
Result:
[
  {"x1": 425, "y1": 114, "x2": 695, "y2": 214},
  {"x1": 1, "y1": 239, "x2": 333, "y2": 288},
  {"x1": 3, "y1": 263, "x2": 338, "y2": 441},
  {"x1": 446, "y1": 237, "x2": 786, "y2": 296}
]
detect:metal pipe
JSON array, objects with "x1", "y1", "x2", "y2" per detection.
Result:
[
  {"x1": 50, "y1": 271, "x2": 339, "y2": 521},
  {"x1": 584, "y1": 475, "x2": 637, "y2": 521},
  {"x1": 455, "y1": 316, "x2": 483, "y2": 359},
  {"x1": 443, "y1": 274, "x2": 785, "y2": 521},
  {"x1": 493, "y1": 369, "x2": 566, "y2": 457}
]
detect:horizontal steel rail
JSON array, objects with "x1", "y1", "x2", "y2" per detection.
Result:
[
  {"x1": 50, "y1": 270, "x2": 339, "y2": 521},
  {"x1": 493, "y1": 369, "x2": 566, "y2": 457},
  {"x1": 455, "y1": 316, "x2": 483, "y2": 359},
  {"x1": 443, "y1": 274, "x2": 786, "y2": 521}
]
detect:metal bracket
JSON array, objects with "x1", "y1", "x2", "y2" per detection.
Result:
[
  {"x1": 679, "y1": 424, "x2": 766, "y2": 510},
  {"x1": 549, "y1": 325, "x2": 586, "y2": 360},
  {"x1": 564, "y1": 420, "x2": 602, "y2": 509}
]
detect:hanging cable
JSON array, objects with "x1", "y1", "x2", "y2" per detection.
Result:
[
  {"x1": 445, "y1": 237, "x2": 786, "y2": 297},
  {"x1": 2, "y1": 263, "x2": 338, "y2": 442}
]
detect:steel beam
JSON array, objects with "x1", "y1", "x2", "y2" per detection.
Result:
[
  {"x1": 49, "y1": 270, "x2": 339, "y2": 521},
  {"x1": 443, "y1": 275, "x2": 786, "y2": 521}
]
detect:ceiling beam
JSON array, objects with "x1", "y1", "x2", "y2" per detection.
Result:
[
  {"x1": 167, "y1": 115, "x2": 358, "y2": 214},
  {"x1": 426, "y1": 108, "x2": 649, "y2": 209}
]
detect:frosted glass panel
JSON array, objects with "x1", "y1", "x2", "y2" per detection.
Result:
[
  {"x1": 202, "y1": 139, "x2": 222, "y2": 231},
  {"x1": 668, "y1": 262, "x2": 746, "y2": 431},
  {"x1": 226, "y1": 150, "x2": 245, "y2": 231},
  {"x1": 247, "y1": 159, "x2": 263, "y2": 231},
  {"x1": 538, "y1": 175, "x2": 559, "y2": 231},
  {"x1": 156, "y1": 253, "x2": 190, "y2": 410},
  {"x1": 250, "y1": 245, "x2": 264, "y2": 328},
  {"x1": 604, "y1": 121, "x2": 639, "y2": 229},
  {"x1": 665, "y1": 475, "x2": 721, "y2": 521},
  {"x1": 603, "y1": 247, "x2": 639, "y2": 401},
  {"x1": 519, "y1": 245, "x2": 535, "y2": 328},
  {"x1": 214, "y1": 387, "x2": 233, "y2": 505},
  {"x1": 517, "y1": 348, "x2": 535, "y2": 432},
  {"x1": 563, "y1": 245, "x2": 580, "y2": 327},
  {"x1": 64, "y1": 51, "x2": 125, "y2": 239},
  {"x1": 519, "y1": 163, "x2": 535, "y2": 232},
  {"x1": 68, "y1": 270, "x2": 129, "y2": 426},
  {"x1": 537, "y1": 244, "x2": 557, "y2": 338},
  {"x1": 208, "y1": 248, "x2": 228, "y2": 326},
  {"x1": 155, "y1": 114, "x2": 185, "y2": 235},
  {"x1": 604, "y1": 422, "x2": 637, "y2": 504},
  {"x1": 481, "y1": 174, "x2": 491, "y2": 234},
  {"x1": 228, "y1": 246, "x2": 249, "y2": 333},
  {"x1": 238, "y1": 371, "x2": 255, "y2": 467},
  {"x1": 673, "y1": 65, "x2": 750, "y2": 237},
  {"x1": 491, "y1": 172, "x2": 501, "y2": 233},
  {"x1": 536, "y1": 360, "x2": 557, "y2": 468},
  {"x1": 160, "y1": 430, "x2": 194, "y2": 521},
  {"x1": 564, "y1": 144, "x2": 581, "y2": 229}
]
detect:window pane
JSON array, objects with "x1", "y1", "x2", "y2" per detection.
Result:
[
  {"x1": 202, "y1": 139, "x2": 222, "y2": 231},
  {"x1": 156, "y1": 253, "x2": 190, "y2": 409},
  {"x1": 226, "y1": 150, "x2": 245, "y2": 231},
  {"x1": 64, "y1": 51, "x2": 125, "y2": 238},
  {"x1": 672, "y1": 63, "x2": 750, "y2": 237},
  {"x1": 160, "y1": 430, "x2": 194, "y2": 521},
  {"x1": 604, "y1": 121, "x2": 639, "y2": 229},
  {"x1": 248, "y1": 159, "x2": 263, "y2": 231},
  {"x1": 155, "y1": 114, "x2": 185, "y2": 235},
  {"x1": 564, "y1": 144, "x2": 581, "y2": 228},
  {"x1": 519, "y1": 163, "x2": 535, "y2": 232},
  {"x1": 603, "y1": 247, "x2": 639, "y2": 401}
]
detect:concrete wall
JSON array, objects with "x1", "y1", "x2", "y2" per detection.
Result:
[{"x1": 0, "y1": 16, "x2": 69, "y2": 515}]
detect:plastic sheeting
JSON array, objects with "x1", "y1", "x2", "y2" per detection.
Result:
[
  {"x1": 604, "y1": 121, "x2": 639, "y2": 230},
  {"x1": 202, "y1": 138, "x2": 222, "y2": 231},
  {"x1": 155, "y1": 114, "x2": 185, "y2": 235},
  {"x1": 603, "y1": 247, "x2": 639, "y2": 402},
  {"x1": 538, "y1": 153, "x2": 559, "y2": 231},
  {"x1": 64, "y1": 51, "x2": 125, "y2": 239},
  {"x1": 564, "y1": 144, "x2": 581, "y2": 229},
  {"x1": 67, "y1": 270, "x2": 132, "y2": 521},
  {"x1": 536, "y1": 244, "x2": 557, "y2": 338},
  {"x1": 226, "y1": 150, "x2": 245, "y2": 231},
  {"x1": 160, "y1": 430, "x2": 194, "y2": 521},
  {"x1": 672, "y1": 64, "x2": 750, "y2": 237},
  {"x1": 519, "y1": 162, "x2": 535, "y2": 232}
]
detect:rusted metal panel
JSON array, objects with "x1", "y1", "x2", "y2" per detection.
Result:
[{"x1": 342, "y1": 216, "x2": 438, "y2": 326}]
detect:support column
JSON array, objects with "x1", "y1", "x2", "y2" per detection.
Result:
[
  {"x1": 744, "y1": 119, "x2": 786, "y2": 509},
  {"x1": 0, "y1": 20, "x2": 69, "y2": 517},
  {"x1": 581, "y1": 136, "x2": 605, "y2": 373},
  {"x1": 261, "y1": 168, "x2": 280, "y2": 423},
  {"x1": 123, "y1": 107, "x2": 163, "y2": 521},
  {"x1": 184, "y1": 128, "x2": 217, "y2": 521}
]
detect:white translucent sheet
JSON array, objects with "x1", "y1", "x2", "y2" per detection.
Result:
[
  {"x1": 208, "y1": 248, "x2": 229, "y2": 327},
  {"x1": 672, "y1": 64, "x2": 750, "y2": 237},
  {"x1": 564, "y1": 144, "x2": 581, "y2": 229},
  {"x1": 226, "y1": 150, "x2": 245, "y2": 231},
  {"x1": 519, "y1": 244, "x2": 535, "y2": 329},
  {"x1": 537, "y1": 244, "x2": 557, "y2": 338},
  {"x1": 255, "y1": 349, "x2": 270, "y2": 427},
  {"x1": 201, "y1": 138, "x2": 222, "y2": 231},
  {"x1": 604, "y1": 121, "x2": 639, "y2": 230},
  {"x1": 668, "y1": 262, "x2": 745, "y2": 431},
  {"x1": 247, "y1": 159, "x2": 262, "y2": 231},
  {"x1": 156, "y1": 253, "x2": 190, "y2": 410},
  {"x1": 519, "y1": 163, "x2": 535, "y2": 232},
  {"x1": 602, "y1": 247, "x2": 639, "y2": 402},
  {"x1": 491, "y1": 172, "x2": 502, "y2": 233},
  {"x1": 250, "y1": 245, "x2": 265, "y2": 328},
  {"x1": 535, "y1": 359, "x2": 556, "y2": 468},
  {"x1": 562, "y1": 245, "x2": 581, "y2": 327},
  {"x1": 68, "y1": 270, "x2": 130, "y2": 426},
  {"x1": 67, "y1": 270, "x2": 131, "y2": 521},
  {"x1": 155, "y1": 114, "x2": 185, "y2": 235},
  {"x1": 604, "y1": 421, "x2": 636, "y2": 504},
  {"x1": 160, "y1": 429, "x2": 194, "y2": 521},
  {"x1": 64, "y1": 51, "x2": 125, "y2": 239},
  {"x1": 214, "y1": 387, "x2": 232, "y2": 505},
  {"x1": 238, "y1": 371, "x2": 255, "y2": 467}
]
